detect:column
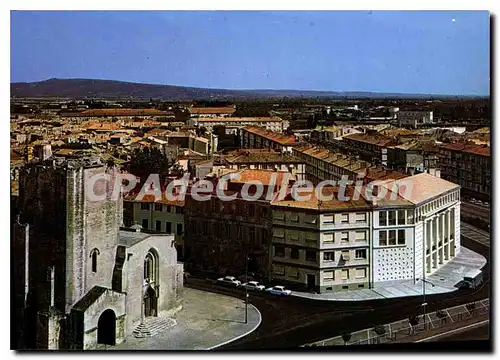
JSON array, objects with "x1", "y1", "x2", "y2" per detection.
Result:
[
  {"x1": 425, "y1": 220, "x2": 431, "y2": 274},
  {"x1": 450, "y1": 208, "x2": 455, "y2": 257},
  {"x1": 432, "y1": 218, "x2": 437, "y2": 269},
  {"x1": 422, "y1": 220, "x2": 426, "y2": 278},
  {"x1": 444, "y1": 211, "x2": 449, "y2": 261},
  {"x1": 439, "y1": 214, "x2": 445, "y2": 265}
]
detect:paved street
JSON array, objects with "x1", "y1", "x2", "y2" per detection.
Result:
[
  {"x1": 305, "y1": 298, "x2": 489, "y2": 346},
  {"x1": 427, "y1": 321, "x2": 489, "y2": 342},
  {"x1": 461, "y1": 222, "x2": 490, "y2": 247},
  {"x1": 461, "y1": 202, "x2": 490, "y2": 225},
  {"x1": 111, "y1": 288, "x2": 261, "y2": 350},
  {"x1": 212, "y1": 235, "x2": 491, "y2": 350}
]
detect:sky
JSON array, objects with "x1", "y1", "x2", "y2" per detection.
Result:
[{"x1": 10, "y1": 11, "x2": 490, "y2": 95}]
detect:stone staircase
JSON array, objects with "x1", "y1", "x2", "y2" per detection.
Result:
[{"x1": 133, "y1": 316, "x2": 177, "y2": 338}]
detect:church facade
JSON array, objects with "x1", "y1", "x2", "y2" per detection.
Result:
[{"x1": 12, "y1": 156, "x2": 183, "y2": 350}]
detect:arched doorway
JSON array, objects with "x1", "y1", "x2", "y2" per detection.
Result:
[
  {"x1": 144, "y1": 286, "x2": 158, "y2": 317},
  {"x1": 97, "y1": 309, "x2": 116, "y2": 346},
  {"x1": 143, "y1": 249, "x2": 159, "y2": 318}
]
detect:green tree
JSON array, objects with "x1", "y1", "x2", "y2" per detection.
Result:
[
  {"x1": 128, "y1": 147, "x2": 172, "y2": 180},
  {"x1": 409, "y1": 315, "x2": 419, "y2": 335},
  {"x1": 341, "y1": 332, "x2": 352, "y2": 345}
]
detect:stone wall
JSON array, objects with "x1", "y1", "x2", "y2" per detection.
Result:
[
  {"x1": 124, "y1": 234, "x2": 179, "y2": 336},
  {"x1": 82, "y1": 166, "x2": 122, "y2": 300}
]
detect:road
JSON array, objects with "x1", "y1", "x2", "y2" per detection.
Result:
[
  {"x1": 461, "y1": 201, "x2": 490, "y2": 225},
  {"x1": 187, "y1": 234, "x2": 490, "y2": 350},
  {"x1": 426, "y1": 322, "x2": 490, "y2": 342},
  {"x1": 461, "y1": 221, "x2": 490, "y2": 247}
]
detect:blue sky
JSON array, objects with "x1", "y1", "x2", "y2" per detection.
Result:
[{"x1": 10, "y1": 11, "x2": 490, "y2": 95}]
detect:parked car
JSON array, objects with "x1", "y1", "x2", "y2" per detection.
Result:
[
  {"x1": 242, "y1": 281, "x2": 266, "y2": 292},
  {"x1": 217, "y1": 276, "x2": 242, "y2": 287},
  {"x1": 266, "y1": 285, "x2": 292, "y2": 296}
]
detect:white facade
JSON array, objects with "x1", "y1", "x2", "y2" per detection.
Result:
[
  {"x1": 398, "y1": 110, "x2": 434, "y2": 127},
  {"x1": 193, "y1": 117, "x2": 288, "y2": 133},
  {"x1": 269, "y1": 177, "x2": 461, "y2": 292},
  {"x1": 372, "y1": 208, "x2": 416, "y2": 282}
]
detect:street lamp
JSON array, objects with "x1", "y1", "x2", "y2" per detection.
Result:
[
  {"x1": 416, "y1": 278, "x2": 435, "y2": 330},
  {"x1": 245, "y1": 254, "x2": 249, "y2": 324}
]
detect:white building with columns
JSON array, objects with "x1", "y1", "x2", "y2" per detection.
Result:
[
  {"x1": 377, "y1": 173, "x2": 461, "y2": 283},
  {"x1": 269, "y1": 173, "x2": 461, "y2": 293}
]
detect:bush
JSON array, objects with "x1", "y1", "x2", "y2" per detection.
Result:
[
  {"x1": 409, "y1": 316, "x2": 419, "y2": 326},
  {"x1": 466, "y1": 303, "x2": 476, "y2": 312},
  {"x1": 436, "y1": 310, "x2": 447, "y2": 318},
  {"x1": 374, "y1": 325, "x2": 386, "y2": 336},
  {"x1": 341, "y1": 332, "x2": 352, "y2": 344}
]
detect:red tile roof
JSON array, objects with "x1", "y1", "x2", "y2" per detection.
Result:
[
  {"x1": 61, "y1": 109, "x2": 175, "y2": 117},
  {"x1": 86, "y1": 122, "x2": 122, "y2": 131},
  {"x1": 244, "y1": 126, "x2": 296, "y2": 145},
  {"x1": 229, "y1": 169, "x2": 293, "y2": 186},
  {"x1": 271, "y1": 184, "x2": 412, "y2": 210},
  {"x1": 343, "y1": 133, "x2": 397, "y2": 146},
  {"x1": 441, "y1": 142, "x2": 490, "y2": 157},
  {"x1": 190, "y1": 107, "x2": 236, "y2": 115},
  {"x1": 197, "y1": 116, "x2": 282, "y2": 123}
]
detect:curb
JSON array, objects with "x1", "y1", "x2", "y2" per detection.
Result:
[
  {"x1": 205, "y1": 303, "x2": 262, "y2": 350},
  {"x1": 291, "y1": 286, "x2": 457, "y2": 302},
  {"x1": 414, "y1": 318, "x2": 489, "y2": 343}
]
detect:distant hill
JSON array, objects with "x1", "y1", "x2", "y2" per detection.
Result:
[{"x1": 10, "y1": 78, "x2": 474, "y2": 101}]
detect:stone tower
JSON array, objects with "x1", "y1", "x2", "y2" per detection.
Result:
[{"x1": 14, "y1": 156, "x2": 123, "y2": 349}]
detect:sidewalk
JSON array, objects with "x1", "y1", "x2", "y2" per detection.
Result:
[
  {"x1": 111, "y1": 288, "x2": 261, "y2": 350},
  {"x1": 293, "y1": 246, "x2": 486, "y2": 301},
  {"x1": 304, "y1": 298, "x2": 489, "y2": 346}
]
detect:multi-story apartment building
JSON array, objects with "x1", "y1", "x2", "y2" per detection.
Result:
[
  {"x1": 149, "y1": 132, "x2": 216, "y2": 155},
  {"x1": 240, "y1": 126, "x2": 298, "y2": 153},
  {"x1": 387, "y1": 140, "x2": 441, "y2": 177},
  {"x1": 188, "y1": 106, "x2": 236, "y2": 118},
  {"x1": 341, "y1": 133, "x2": 398, "y2": 166},
  {"x1": 60, "y1": 108, "x2": 177, "y2": 121},
  {"x1": 438, "y1": 142, "x2": 491, "y2": 201},
  {"x1": 216, "y1": 149, "x2": 306, "y2": 181},
  {"x1": 292, "y1": 145, "x2": 408, "y2": 185},
  {"x1": 398, "y1": 110, "x2": 434, "y2": 128},
  {"x1": 123, "y1": 195, "x2": 186, "y2": 260},
  {"x1": 310, "y1": 125, "x2": 362, "y2": 143},
  {"x1": 190, "y1": 117, "x2": 289, "y2": 134},
  {"x1": 184, "y1": 170, "x2": 293, "y2": 279},
  {"x1": 270, "y1": 188, "x2": 375, "y2": 292},
  {"x1": 268, "y1": 173, "x2": 461, "y2": 293}
]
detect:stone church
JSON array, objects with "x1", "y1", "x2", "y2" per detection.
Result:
[{"x1": 12, "y1": 156, "x2": 183, "y2": 350}]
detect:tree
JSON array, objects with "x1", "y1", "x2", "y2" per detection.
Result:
[
  {"x1": 436, "y1": 310, "x2": 447, "y2": 325},
  {"x1": 409, "y1": 315, "x2": 419, "y2": 335},
  {"x1": 373, "y1": 325, "x2": 386, "y2": 343},
  {"x1": 128, "y1": 147, "x2": 172, "y2": 180},
  {"x1": 466, "y1": 303, "x2": 476, "y2": 316},
  {"x1": 341, "y1": 332, "x2": 352, "y2": 345}
]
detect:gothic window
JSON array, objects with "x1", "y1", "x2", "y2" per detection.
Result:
[
  {"x1": 144, "y1": 249, "x2": 159, "y2": 287},
  {"x1": 90, "y1": 248, "x2": 100, "y2": 273}
]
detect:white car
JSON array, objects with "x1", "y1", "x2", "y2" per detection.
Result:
[
  {"x1": 242, "y1": 281, "x2": 266, "y2": 292},
  {"x1": 266, "y1": 285, "x2": 292, "y2": 296},
  {"x1": 217, "y1": 276, "x2": 242, "y2": 287}
]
